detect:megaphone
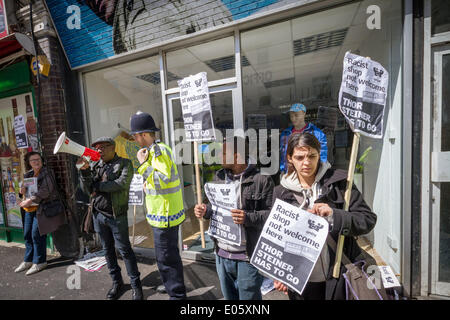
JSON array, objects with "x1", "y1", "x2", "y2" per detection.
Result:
[{"x1": 54, "y1": 132, "x2": 101, "y2": 169}]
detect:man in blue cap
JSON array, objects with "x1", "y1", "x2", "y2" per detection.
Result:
[
  {"x1": 130, "y1": 111, "x2": 187, "y2": 300},
  {"x1": 280, "y1": 103, "x2": 328, "y2": 174}
]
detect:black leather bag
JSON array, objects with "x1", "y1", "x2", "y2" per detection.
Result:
[{"x1": 42, "y1": 199, "x2": 65, "y2": 218}]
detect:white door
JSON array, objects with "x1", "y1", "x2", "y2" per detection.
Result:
[{"x1": 431, "y1": 44, "x2": 450, "y2": 296}]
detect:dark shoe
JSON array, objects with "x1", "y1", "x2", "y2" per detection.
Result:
[
  {"x1": 107, "y1": 281, "x2": 124, "y2": 300},
  {"x1": 132, "y1": 287, "x2": 144, "y2": 300},
  {"x1": 156, "y1": 284, "x2": 167, "y2": 294}
]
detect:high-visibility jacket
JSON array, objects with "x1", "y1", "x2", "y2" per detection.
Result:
[{"x1": 137, "y1": 142, "x2": 185, "y2": 228}]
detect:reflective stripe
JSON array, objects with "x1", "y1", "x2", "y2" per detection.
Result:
[
  {"x1": 142, "y1": 165, "x2": 154, "y2": 180},
  {"x1": 145, "y1": 184, "x2": 181, "y2": 196}
]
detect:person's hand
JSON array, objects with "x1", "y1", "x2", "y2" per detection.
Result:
[
  {"x1": 309, "y1": 203, "x2": 333, "y2": 217},
  {"x1": 194, "y1": 204, "x2": 206, "y2": 218},
  {"x1": 76, "y1": 157, "x2": 90, "y2": 170},
  {"x1": 137, "y1": 148, "x2": 149, "y2": 164},
  {"x1": 231, "y1": 209, "x2": 245, "y2": 225},
  {"x1": 273, "y1": 280, "x2": 288, "y2": 295},
  {"x1": 19, "y1": 198, "x2": 33, "y2": 208}
]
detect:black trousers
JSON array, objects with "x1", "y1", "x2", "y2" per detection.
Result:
[{"x1": 288, "y1": 281, "x2": 326, "y2": 300}]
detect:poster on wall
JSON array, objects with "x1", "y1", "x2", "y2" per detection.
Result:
[
  {"x1": 0, "y1": 0, "x2": 9, "y2": 40},
  {"x1": 250, "y1": 199, "x2": 329, "y2": 295},
  {"x1": 0, "y1": 93, "x2": 40, "y2": 229},
  {"x1": 178, "y1": 72, "x2": 216, "y2": 142},
  {"x1": 338, "y1": 51, "x2": 389, "y2": 139}
]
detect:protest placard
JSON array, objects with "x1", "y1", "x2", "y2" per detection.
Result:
[
  {"x1": 14, "y1": 115, "x2": 28, "y2": 149},
  {"x1": 338, "y1": 51, "x2": 389, "y2": 138},
  {"x1": 204, "y1": 182, "x2": 242, "y2": 246},
  {"x1": 23, "y1": 177, "x2": 38, "y2": 206},
  {"x1": 128, "y1": 174, "x2": 144, "y2": 205},
  {"x1": 178, "y1": 72, "x2": 215, "y2": 142},
  {"x1": 250, "y1": 199, "x2": 329, "y2": 295}
]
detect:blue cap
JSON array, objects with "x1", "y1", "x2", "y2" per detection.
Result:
[{"x1": 289, "y1": 103, "x2": 307, "y2": 113}]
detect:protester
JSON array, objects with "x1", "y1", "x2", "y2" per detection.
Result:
[
  {"x1": 272, "y1": 132, "x2": 377, "y2": 300},
  {"x1": 280, "y1": 103, "x2": 328, "y2": 174},
  {"x1": 195, "y1": 136, "x2": 274, "y2": 300},
  {"x1": 78, "y1": 137, "x2": 143, "y2": 300},
  {"x1": 15, "y1": 152, "x2": 66, "y2": 275},
  {"x1": 130, "y1": 111, "x2": 187, "y2": 300}
]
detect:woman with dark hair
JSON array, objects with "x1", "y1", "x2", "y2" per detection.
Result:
[
  {"x1": 272, "y1": 132, "x2": 377, "y2": 300},
  {"x1": 14, "y1": 152, "x2": 66, "y2": 275}
]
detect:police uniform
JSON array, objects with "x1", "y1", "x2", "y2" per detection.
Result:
[{"x1": 130, "y1": 112, "x2": 187, "y2": 300}]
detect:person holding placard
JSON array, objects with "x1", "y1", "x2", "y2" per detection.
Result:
[
  {"x1": 272, "y1": 132, "x2": 376, "y2": 300},
  {"x1": 194, "y1": 136, "x2": 275, "y2": 300}
]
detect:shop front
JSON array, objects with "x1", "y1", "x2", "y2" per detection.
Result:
[{"x1": 46, "y1": 0, "x2": 414, "y2": 293}]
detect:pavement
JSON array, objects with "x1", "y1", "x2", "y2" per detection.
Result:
[{"x1": 0, "y1": 241, "x2": 287, "y2": 301}]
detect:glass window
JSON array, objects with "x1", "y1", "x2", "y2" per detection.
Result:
[
  {"x1": 83, "y1": 55, "x2": 164, "y2": 250},
  {"x1": 241, "y1": 0, "x2": 403, "y2": 263},
  {"x1": 432, "y1": 0, "x2": 450, "y2": 35},
  {"x1": 166, "y1": 36, "x2": 235, "y2": 88}
]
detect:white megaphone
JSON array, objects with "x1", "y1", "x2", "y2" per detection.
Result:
[{"x1": 53, "y1": 132, "x2": 101, "y2": 169}]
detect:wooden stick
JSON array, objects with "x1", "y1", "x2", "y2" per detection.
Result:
[
  {"x1": 193, "y1": 141, "x2": 206, "y2": 248},
  {"x1": 132, "y1": 205, "x2": 136, "y2": 248},
  {"x1": 332, "y1": 132, "x2": 360, "y2": 278}
]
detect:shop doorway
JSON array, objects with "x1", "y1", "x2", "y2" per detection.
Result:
[
  {"x1": 430, "y1": 43, "x2": 450, "y2": 296},
  {"x1": 167, "y1": 85, "x2": 238, "y2": 261}
]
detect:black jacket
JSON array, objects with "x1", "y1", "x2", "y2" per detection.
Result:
[
  {"x1": 79, "y1": 154, "x2": 133, "y2": 218},
  {"x1": 204, "y1": 165, "x2": 275, "y2": 258},
  {"x1": 272, "y1": 167, "x2": 377, "y2": 300}
]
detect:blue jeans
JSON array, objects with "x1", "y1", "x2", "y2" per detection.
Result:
[
  {"x1": 152, "y1": 226, "x2": 186, "y2": 300},
  {"x1": 215, "y1": 254, "x2": 263, "y2": 300},
  {"x1": 23, "y1": 211, "x2": 47, "y2": 264},
  {"x1": 93, "y1": 212, "x2": 141, "y2": 288}
]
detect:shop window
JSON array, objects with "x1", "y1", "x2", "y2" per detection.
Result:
[
  {"x1": 166, "y1": 36, "x2": 235, "y2": 88},
  {"x1": 432, "y1": 0, "x2": 450, "y2": 35},
  {"x1": 241, "y1": 0, "x2": 403, "y2": 257},
  {"x1": 83, "y1": 55, "x2": 164, "y2": 250}
]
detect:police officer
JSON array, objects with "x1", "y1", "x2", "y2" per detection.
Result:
[{"x1": 130, "y1": 111, "x2": 187, "y2": 300}]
